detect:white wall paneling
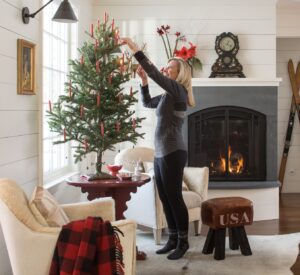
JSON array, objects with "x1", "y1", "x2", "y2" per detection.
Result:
[
  {"x1": 93, "y1": 0, "x2": 277, "y2": 7},
  {"x1": 0, "y1": 111, "x2": 38, "y2": 138},
  {"x1": 277, "y1": 1, "x2": 300, "y2": 38},
  {"x1": 0, "y1": 134, "x2": 38, "y2": 166},
  {"x1": 93, "y1": 1, "x2": 277, "y2": 79},
  {"x1": 0, "y1": 0, "x2": 40, "y2": 271},
  {"x1": 277, "y1": 38, "x2": 300, "y2": 193}
]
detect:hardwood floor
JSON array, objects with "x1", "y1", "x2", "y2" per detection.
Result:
[{"x1": 201, "y1": 193, "x2": 300, "y2": 274}]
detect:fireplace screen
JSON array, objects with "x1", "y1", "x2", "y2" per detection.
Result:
[{"x1": 188, "y1": 106, "x2": 266, "y2": 181}]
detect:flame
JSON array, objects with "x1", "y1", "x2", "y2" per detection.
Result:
[{"x1": 212, "y1": 146, "x2": 244, "y2": 174}]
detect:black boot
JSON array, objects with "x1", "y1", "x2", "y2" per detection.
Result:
[
  {"x1": 156, "y1": 229, "x2": 178, "y2": 254},
  {"x1": 167, "y1": 232, "x2": 189, "y2": 260}
]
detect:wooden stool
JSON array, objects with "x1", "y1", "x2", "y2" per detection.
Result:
[{"x1": 201, "y1": 197, "x2": 253, "y2": 260}]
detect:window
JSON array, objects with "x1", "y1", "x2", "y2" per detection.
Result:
[{"x1": 42, "y1": 0, "x2": 78, "y2": 183}]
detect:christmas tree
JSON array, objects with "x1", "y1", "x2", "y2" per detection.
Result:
[{"x1": 47, "y1": 15, "x2": 145, "y2": 179}]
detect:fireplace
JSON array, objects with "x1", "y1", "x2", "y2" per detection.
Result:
[
  {"x1": 188, "y1": 106, "x2": 266, "y2": 181},
  {"x1": 182, "y1": 85, "x2": 279, "y2": 189}
]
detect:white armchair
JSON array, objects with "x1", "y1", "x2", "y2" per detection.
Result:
[
  {"x1": 0, "y1": 178, "x2": 136, "y2": 275},
  {"x1": 115, "y1": 147, "x2": 209, "y2": 244}
]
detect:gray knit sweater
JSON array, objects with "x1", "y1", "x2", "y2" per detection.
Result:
[{"x1": 134, "y1": 51, "x2": 188, "y2": 158}]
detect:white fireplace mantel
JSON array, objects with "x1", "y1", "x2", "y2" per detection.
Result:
[
  {"x1": 191, "y1": 78, "x2": 282, "y2": 87},
  {"x1": 126, "y1": 78, "x2": 282, "y2": 87}
]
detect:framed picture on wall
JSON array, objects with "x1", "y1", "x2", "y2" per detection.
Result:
[{"x1": 17, "y1": 39, "x2": 36, "y2": 95}]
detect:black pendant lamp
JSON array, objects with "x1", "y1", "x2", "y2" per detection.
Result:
[{"x1": 22, "y1": 0, "x2": 78, "y2": 24}]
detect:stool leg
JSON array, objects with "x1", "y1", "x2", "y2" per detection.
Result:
[
  {"x1": 228, "y1": 228, "x2": 239, "y2": 250},
  {"x1": 202, "y1": 228, "x2": 215, "y2": 254},
  {"x1": 214, "y1": 228, "x2": 226, "y2": 260},
  {"x1": 235, "y1": 226, "x2": 252, "y2": 256}
]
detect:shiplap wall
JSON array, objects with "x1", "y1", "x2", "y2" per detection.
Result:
[
  {"x1": 0, "y1": 0, "x2": 40, "y2": 273},
  {"x1": 276, "y1": 1, "x2": 300, "y2": 193},
  {"x1": 92, "y1": 0, "x2": 277, "y2": 78},
  {"x1": 277, "y1": 2, "x2": 300, "y2": 38},
  {"x1": 277, "y1": 39, "x2": 300, "y2": 193},
  {"x1": 0, "y1": 1, "x2": 93, "y2": 274}
]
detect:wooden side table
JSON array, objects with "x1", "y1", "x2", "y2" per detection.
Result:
[
  {"x1": 66, "y1": 174, "x2": 150, "y2": 220},
  {"x1": 66, "y1": 174, "x2": 151, "y2": 260}
]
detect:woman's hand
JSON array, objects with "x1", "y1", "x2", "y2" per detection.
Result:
[
  {"x1": 136, "y1": 65, "x2": 148, "y2": 86},
  {"x1": 121, "y1": 37, "x2": 140, "y2": 54}
]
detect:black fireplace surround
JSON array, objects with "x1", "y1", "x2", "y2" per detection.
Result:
[
  {"x1": 183, "y1": 86, "x2": 279, "y2": 189},
  {"x1": 188, "y1": 106, "x2": 266, "y2": 181}
]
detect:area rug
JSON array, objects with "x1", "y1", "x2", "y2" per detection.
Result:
[{"x1": 136, "y1": 232, "x2": 300, "y2": 275}]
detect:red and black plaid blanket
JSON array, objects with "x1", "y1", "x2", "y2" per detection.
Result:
[{"x1": 49, "y1": 216, "x2": 124, "y2": 275}]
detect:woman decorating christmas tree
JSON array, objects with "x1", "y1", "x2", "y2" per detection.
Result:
[{"x1": 122, "y1": 37, "x2": 195, "y2": 260}]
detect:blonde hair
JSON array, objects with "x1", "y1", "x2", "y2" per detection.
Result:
[{"x1": 168, "y1": 57, "x2": 195, "y2": 107}]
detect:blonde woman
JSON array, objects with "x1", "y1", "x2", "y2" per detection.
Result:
[{"x1": 122, "y1": 38, "x2": 195, "y2": 260}]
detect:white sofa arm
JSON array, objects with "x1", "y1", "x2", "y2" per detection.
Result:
[
  {"x1": 124, "y1": 172, "x2": 164, "y2": 229},
  {"x1": 61, "y1": 198, "x2": 115, "y2": 222},
  {"x1": 183, "y1": 167, "x2": 209, "y2": 201}
]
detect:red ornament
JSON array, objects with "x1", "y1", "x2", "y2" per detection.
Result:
[
  {"x1": 120, "y1": 53, "x2": 125, "y2": 73},
  {"x1": 80, "y1": 105, "x2": 84, "y2": 118},
  {"x1": 100, "y1": 122, "x2": 105, "y2": 137},
  {"x1": 116, "y1": 121, "x2": 120, "y2": 132},
  {"x1": 114, "y1": 29, "x2": 119, "y2": 44},
  {"x1": 95, "y1": 39, "x2": 99, "y2": 51},
  {"x1": 132, "y1": 118, "x2": 136, "y2": 129},
  {"x1": 96, "y1": 60, "x2": 100, "y2": 73},
  {"x1": 97, "y1": 94, "x2": 101, "y2": 107},
  {"x1": 90, "y1": 23, "x2": 94, "y2": 38},
  {"x1": 84, "y1": 138, "x2": 88, "y2": 152},
  {"x1": 48, "y1": 100, "x2": 52, "y2": 112},
  {"x1": 111, "y1": 19, "x2": 114, "y2": 31},
  {"x1": 118, "y1": 94, "x2": 123, "y2": 103},
  {"x1": 69, "y1": 81, "x2": 72, "y2": 98}
]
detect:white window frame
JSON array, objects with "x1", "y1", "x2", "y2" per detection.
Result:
[{"x1": 41, "y1": 0, "x2": 78, "y2": 185}]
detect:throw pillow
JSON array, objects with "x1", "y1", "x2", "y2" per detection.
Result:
[
  {"x1": 182, "y1": 181, "x2": 189, "y2": 191},
  {"x1": 29, "y1": 202, "x2": 48, "y2": 226},
  {"x1": 30, "y1": 186, "x2": 70, "y2": 227}
]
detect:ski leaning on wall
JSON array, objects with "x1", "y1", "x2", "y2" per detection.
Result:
[{"x1": 279, "y1": 59, "x2": 300, "y2": 192}]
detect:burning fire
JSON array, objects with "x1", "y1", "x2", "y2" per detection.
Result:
[{"x1": 212, "y1": 146, "x2": 244, "y2": 174}]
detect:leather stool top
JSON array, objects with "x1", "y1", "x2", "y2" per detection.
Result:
[{"x1": 201, "y1": 197, "x2": 253, "y2": 229}]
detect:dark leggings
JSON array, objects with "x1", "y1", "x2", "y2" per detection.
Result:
[{"x1": 154, "y1": 150, "x2": 189, "y2": 232}]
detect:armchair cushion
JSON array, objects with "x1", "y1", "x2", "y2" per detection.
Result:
[
  {"x1": 183, "y1": 167, "x2": 209, "y2": 202},
  {"x1": 29, "y1": 202, "x2": 48, "y2": 226},
  {"x1": 30, "y1": 186, "x2": 70, "y2": 227},
  {"x1": 182, "y1": 191, "x2": 203, "y2": 209}
]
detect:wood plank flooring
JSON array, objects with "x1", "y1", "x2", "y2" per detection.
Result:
[{"x1": 201, "y1": 193, "x2": 300, "y2": 274}]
